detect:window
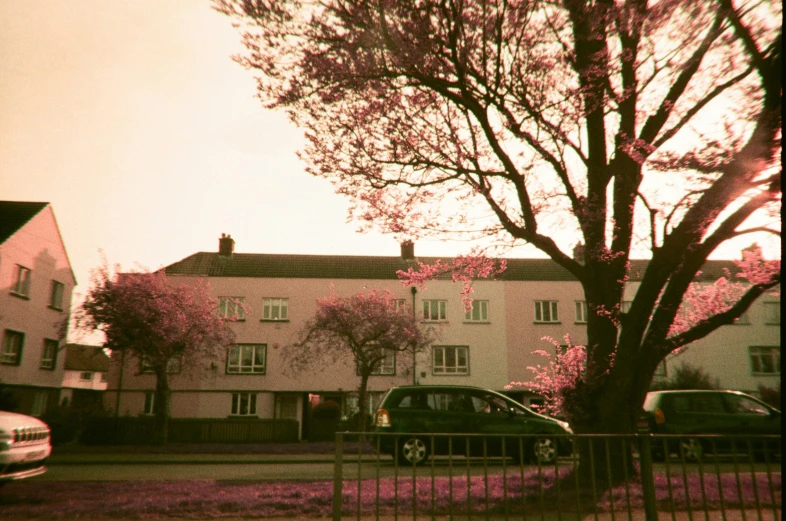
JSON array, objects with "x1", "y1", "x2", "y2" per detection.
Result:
[
  {"x1": 140, "y1": 355, "x2": 182, "y2": 374},
  {"x1": 49, "y1": 280, "x2": 65, "y2": 310},
  {"x1": 1, "y1": 330, "x2": 24, "y2": 365},
  {"x1": 100, "y1": 372, "x2": 108, "y2": 382},
  {"x1": 40, "y1": 339, "x2": 58, "y2": 370},
  {"x1": 361, "y1": 349, "x2": 396, "y2": 376},
  {"x1": 31, "y1": 391, "x2": 48, "y2": 417},
  {"x1": 763, "y1": 302, "x2": 780, "y2": 325},
  {"x1": 80, "y1": 372, "x2": 93, "y2": 381},
  {"x1": 534, "y1": 301, "x2": 559, "y2": 323},
  {"x1": 218, "y1": 297, "x2": 245, "y2": 320},
  {"x1": 262, "y1": 298, "x2": 288, "y2": 321},
  {"x1": 143, "y1": 392, "x2": 155, "y2": 415},
  {"x1": 464, "y1": 300, "x2": 489, "y2": 322},
  {"x1": 575, "y1": 301, "x2": 588, "y2": 323},
  {"x1": 231, "y1": 392, "x2": 257, "y2": 416},
  {"x1": 12, "y1": 265, "x2": 31, "y2": 297},
  {"x1": 433, "y1": 345, "x2": 469, "y2": 375},
  {"x1": 227, "y1": 344, "x2": 266, "y2": 374},
  {"x1": 392, "y1": 299, "x2": 408, "y2": 312},
  {"x1": 423, "y1": 300, "x2": 447, "y2": 322},
  {"x1": 749, "y1": 346, "x2": 780, "y2": 375},
  {"x1": 725, "y1": 394, "x2": 770, "y2": 416}
]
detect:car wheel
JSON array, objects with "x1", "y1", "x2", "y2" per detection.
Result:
[
  {"x1": 530, "y1": 437, "x2": 558, "y2": 465},
  {"x1": 398, "y1": 436, "x2": 429, "y2": 466},
  {"x1": 679, "y1": 438, "x2": 704, "y2": 462}
]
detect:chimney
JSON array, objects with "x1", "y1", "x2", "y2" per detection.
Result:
[
  {"x1": 218, "y1": 233, "x2": 235, "y2": 257},
  {"x1": 573, "y1": 242, "x2": 585, "y2": 264},
  {"x1": 400, "y1": 240, "x2": 415, "y2": 260}
]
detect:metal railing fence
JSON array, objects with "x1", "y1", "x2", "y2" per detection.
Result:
[{"x1": 333, "y1": 432, "x2": 781, "y2": 521}]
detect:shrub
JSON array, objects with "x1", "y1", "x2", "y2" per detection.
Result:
[{"x1": 650, "y1": 363, "x2": 719, "y2": 391}]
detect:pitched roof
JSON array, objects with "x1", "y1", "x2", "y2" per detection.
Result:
[
  {"x1": 0, "y1": 201, "x2": 49, "y2": 244},
  {"x1": 164, "y1": 252, "x2": 739, "y2": 282},
  {"x1": 64, "y1": 344, "x2": 110, "y2": 372}
]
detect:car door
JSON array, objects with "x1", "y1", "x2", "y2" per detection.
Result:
[
  {"x1": 722, "y1": 393, "x2": 781, "y2": 454},
  {"x1": 465, "y1": 391, "x2": 523, "y2": 457}
]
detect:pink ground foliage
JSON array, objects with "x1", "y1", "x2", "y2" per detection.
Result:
[{"x1": 0, "y1": 469, "x2": 779, "y2": 519}]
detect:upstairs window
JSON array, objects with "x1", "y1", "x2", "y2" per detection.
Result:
[
  {"x1": 218, "y1": 296, "x2": 245, "y2": 320},
  {"x1": 464, "y1": 300, "x2": 489, "y2": 322},
  {"x1": 262, "y1": 298, "x2": 288, "y2": 321},
  {"x1": 534, "y1": 301, "x2": 559, "y2": 323},
  {"x1": 12, "y1": 265, "x2": 31, "y2": 297},
  {"x1": 140, "y1": 355, "x2": 182, "y2": 374},
  {"x1": 749, "y1": 346, "x2": 780, "y2": 375},
  {"x1": 49, "y1": 281, "x2": 65, "y2": 310},
  {"x1": 433, "y1": 345, "x2": 469, "y2": 375},
  {"x1": 227, "y1": 344, "x2": 266, "y2": 374},
  {"x1": 359, "y1": 347, "x2": 396, "y2": 376},
  {"x1": 40, "y1": 339, "x2": 58, "y2": 370},
  {"x1": 80, "y1": 372, "x2": 93, "y2": 381},
  {"x1": 423, "y1": 300, "x2": 447, "y2": 322},
  {"x1": 575, "y1": 301, "x2": 588, "y2": 323},
  {"x1": 1, "y1": 330, "x2": 24, "y2": 365}
]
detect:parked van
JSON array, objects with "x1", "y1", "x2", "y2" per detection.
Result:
[
  {"x1": 373, "y1": 385, "x2": 572, "y2": 466},
  {"x1": 0, "y1": 411, "x2": 52, "y2": 486},
  {"x1": 639, "y1": 390, "x2": 780, "y2": 461}
]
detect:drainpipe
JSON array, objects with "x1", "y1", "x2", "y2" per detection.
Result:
[{"x1": 411, "y1": 286, "x2": 417, "y2": 385}]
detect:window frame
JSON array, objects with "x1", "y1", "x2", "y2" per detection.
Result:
[
  {"x1": 534, "y1": 300, "x2": 560, "y2": 323},
  {"x1": 432, "y1": 345, "x2": 469, "y2": 375},
  {"x1": 359, "y1": 348, "x2": 396, "y2": 376},
  {"x1": 464, "y1": 300, "x2": 489, "y2": 323},
  {"x1": 143, "y1": 391, "x2": 155, "y2": 415},
  {"x1": 218, "y1": 296, "x2": 245, "y2": 320},
  {"x1": 261, "y1": 297, "x2": 289, "y2": 321},
  {"x1": 575, "y1": 301, "x2": 588, "y2": 324},
  {"x1": 11, "y1": 265, "x2": 32, "y2": 298},
  {"x1": 79, "y1": 371, "x2": 94, "y2": 381},
  {"x1": 49, "y1": 280, "x2": 65, "y2": 310},
  {"x1": 1, "y1": 330, "x2": 24, "y2": 366},
  {"x1": 40, "y1": 339, "x2": 58, "y2": 370},
  {"x1": 140, "y1": 355, "x2": 183, "y2": 375},
  {"x1": 226, "y1": 343, "x2": 267, "y2": 374},
  {"x1": 231, "y1": 392, "x2": 258, "y2": 416},
  {"x1": 749, "y1": 346, "x2": 780, "y2": 375},
  {"x1": 423, "y1": 299, "x2": 448, "y2": 322}
]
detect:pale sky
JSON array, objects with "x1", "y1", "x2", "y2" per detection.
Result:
[
  {"x1": 0, "y1": 1, "x2": 480, "y2": 303},
  {"x1": 1, "y1": 0, "x2": 778, "y2": 328}
]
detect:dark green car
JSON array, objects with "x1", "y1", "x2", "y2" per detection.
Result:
[
  {"x1": 640, "y1": 390, "x2": 781, "y2": 461},
  {"x1": 373, "y1": 385, "x2": 573, "y2": 466}
]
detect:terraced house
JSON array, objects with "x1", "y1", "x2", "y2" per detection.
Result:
[
  {"x1": 0, "y1": 201, "x2": 76, "y2": 416},
  {"x1": 103, "y1": 235, "x2": 780, "y2": 440}
]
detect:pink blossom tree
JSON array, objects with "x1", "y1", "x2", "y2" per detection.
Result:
[
  {"x1": 216, "y1": 0, "x2": 781, "y2": 479},
  {"x1": 289, "y1": 289, "x2": 432, "y2": 432},
  {"x1": 78, "y1": 265, "x2": 239, "y2": 443}
]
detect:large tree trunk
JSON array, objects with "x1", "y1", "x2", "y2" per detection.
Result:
[{"x1": 153, "y1": 371, "x2": 171, "y2": 445}]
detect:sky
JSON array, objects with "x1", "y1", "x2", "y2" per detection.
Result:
[
  {"x1": 0, "y1": 1, "x2": 480, "y2": 302},
  {"x1": 1, "y1": 1, "x2": 778, "y2": 333}
]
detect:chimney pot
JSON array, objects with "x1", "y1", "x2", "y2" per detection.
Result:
[
  {"x1": 401, "y1": 240, "x2": 415, "y2": 260},
  {"x1": 219, "y1": 234, "x2": 235, "y2": 257}
]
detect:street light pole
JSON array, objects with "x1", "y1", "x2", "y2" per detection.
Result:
[{"x1": 411, "y1": 286, "x2": 417, "y2": 385}]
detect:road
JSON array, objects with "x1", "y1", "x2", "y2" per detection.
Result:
[{"x1": 39, "y1": 457, "x2": 779, "y2": 482}]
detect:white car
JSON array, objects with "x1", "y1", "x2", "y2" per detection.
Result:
[{"x1": 0, "y1": 411, "x2": 52, "y2": 485}]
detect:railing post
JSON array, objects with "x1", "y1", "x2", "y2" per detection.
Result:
[
  {"x1": 333, "y1": 431, "x2": 344, "y2": 521},
  {"x1": 638, "y1": 435, "x2": 658, "y2": 521}
]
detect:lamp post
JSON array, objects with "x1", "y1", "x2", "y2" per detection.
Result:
[{"x1": 410, "y1": 286, "x2": 417, "y2": 385}]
